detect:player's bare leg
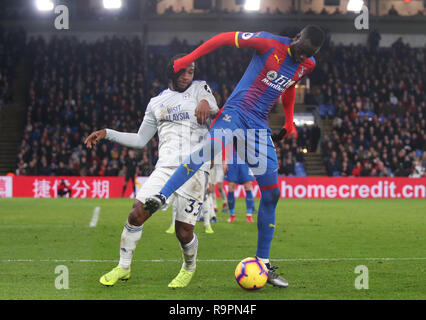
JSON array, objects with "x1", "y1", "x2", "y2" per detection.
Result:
[
  {"x1": 168, "y1": 220, "x2": 198, "y2": 288},
  {"x1": 100, "y1": 200, "x2": 150, "y2": 286},
  {"x1": 217, "y1": 182, "x2": 229, "y2": 214}
]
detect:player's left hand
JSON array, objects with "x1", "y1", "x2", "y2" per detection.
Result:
[
  {"x1": 84, "y1": 129, "x2": 106, "y2": 149},
  {"x1": 195, "y1": 100, "x2": 210, "y2": 125}
]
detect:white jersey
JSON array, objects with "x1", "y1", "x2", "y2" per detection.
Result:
[
  {"x1": 105, "y1": 80, "x2": 218, "y2": 171},
  {"x1": 143, "y1": 80, "x2": 218, "y2": 170}
]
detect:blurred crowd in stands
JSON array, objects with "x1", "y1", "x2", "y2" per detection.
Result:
[
  {"x1": 15, "y1": 35, "x2": 158, "y2": 177},
  {"x1": 3, "y1": 25, "x2": 425, "y2": 178},
  {"x1": 321, "y1": 114, "x2": 425, "y2": 177},
  {"x1": 0, "y1": 26, "x2": 26, "y2": 111},
  {"x1": 311, "y1": 36, "x2": 425, "y2": 177},
  {"x1": 12, "y1": 32, "x2": 314, "y2": 177},
  {"x1": 275, "y1": 123, "x2": 321, "y2": 177}
]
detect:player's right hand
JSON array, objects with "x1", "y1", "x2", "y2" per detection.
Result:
[
  {"x1": 84, "y1": 129, "x2": 106, "y2": 149},
  {"x1": 195, "y1": 100, "x2": 210, "y2": 125}
]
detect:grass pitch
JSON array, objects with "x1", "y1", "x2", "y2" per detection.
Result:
[{"x1": 0, "y1": 198, "x2": 425, "y2": 300}]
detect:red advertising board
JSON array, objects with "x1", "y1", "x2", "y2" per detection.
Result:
[
  {"x1": 11, "y1": 176, "x2": 139, "y2": 198},
  {"x1": 3, "y1": 176, "x2": 426, "y2": 199}
]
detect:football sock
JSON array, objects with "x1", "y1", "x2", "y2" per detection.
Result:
[
  {"x1": 181, "y1": 233, "x2": 198, "y2": 272},
  {"x1": 118, "y1": 221, "x2": 143, "y2": 270},
  {"x1": 170, "y1": 204, "x2": 177, "y2": 227},
  {"x1": 160, "y1": 139, "x2": 223, "y2": 199},
  {"x1": 211, "y1": 188, "x2": 217, "y2": 211},
  {"x1": 202, "y1": 196, "x2": 212, "y2": 227},
  {"x1": 227, "y1": 191, "x2": 235, "y2": 216},
  {"x1": 255, "y1": 172, "x2": 280, "y2": 260},
  {"x1": 208, "y1": 193, "x2": 216, "y2": 219},
  {"x1": 219, "y1": 188, "x2": 228, "y2": 205},
  {"x1": 245, "y1": 190, "x2": 254, "y2": 216}
]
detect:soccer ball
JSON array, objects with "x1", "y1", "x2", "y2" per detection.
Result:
[{"x1": 234, "y1": 257, "x2": 268, "y2": 290}]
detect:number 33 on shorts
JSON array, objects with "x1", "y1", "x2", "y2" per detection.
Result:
[{"x1": 185, "y1": 199, "x2": 203, "y2": 216}]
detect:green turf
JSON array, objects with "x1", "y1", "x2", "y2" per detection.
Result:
[{"x1": 0, "y1": 198, "x2": 425, "y2": 300}]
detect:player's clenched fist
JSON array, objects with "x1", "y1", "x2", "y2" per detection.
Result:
[{"x1": 84, "y1": 129, "x2": 106, "y2": 149}]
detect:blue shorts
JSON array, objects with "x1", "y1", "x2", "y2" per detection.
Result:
[
  {"x1": 209, "y1": 108, "x2": 278, "y2": 178},
  {"x1": 225, "y1": 162, "x2": 255, "y2": 184}
]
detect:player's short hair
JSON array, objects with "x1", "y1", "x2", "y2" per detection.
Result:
[
  {"x1": 302, "y1": 25, "x2": 325, "y2": 49},
  {"x1": 167, "y1": 53, "x2": 195, "y2": 92}
]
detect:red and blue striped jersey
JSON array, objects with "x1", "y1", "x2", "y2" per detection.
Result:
[{"x1": 224, "y1": 31, "x2": 316, "y2": 127}]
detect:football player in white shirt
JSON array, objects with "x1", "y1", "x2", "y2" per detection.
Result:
[{"x1": 84, "y1": 54, "x2": 219, "y2": 288}]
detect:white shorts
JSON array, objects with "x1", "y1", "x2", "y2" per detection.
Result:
[
  {"x1": 210, "y1": 165, "x2": 224, "y2": 184},
  {"x1": 136, "y1": 167, "x2": 208, "y2": 225}
]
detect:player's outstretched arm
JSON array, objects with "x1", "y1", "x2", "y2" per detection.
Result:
[
  {"x1": 85, "y1": 102, "x2": 158, "y2": 149},
  {"x1": 84, "y1": 119, "x2": 157, "y2": 149},
  {"x1": 174, "y1": 32, "x2": 270, "y2": 73},
  {"x1": 174, "y1": 32, "x2": 236, "y2": 72}
]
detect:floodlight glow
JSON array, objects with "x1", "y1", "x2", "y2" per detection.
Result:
[
  {"x1": 347, "y1": 0, "x2": 364, "y2": 12},
  {"x1": 35, "y1": 0, "x2": 54, "y2": 11},
  {"x1": 244, "y1": 0, "x2": 260, "y2": 11},
  {"x1": 103, "y1": 0, "x2": 122, "y2": 9}
]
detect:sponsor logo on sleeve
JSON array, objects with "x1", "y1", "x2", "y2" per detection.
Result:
[
  {"x1": 242, "y1": 32, "x2": 254, "y2": 40},
  {"x1": 204, "y1": 84, "x2": 212, "y2": 94}
]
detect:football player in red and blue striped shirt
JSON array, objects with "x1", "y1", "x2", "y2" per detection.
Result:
[{"x1": 145, "y1": 25, "x2": 325, "y2": 287}]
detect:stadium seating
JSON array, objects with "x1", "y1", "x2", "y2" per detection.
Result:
[
  {"x1": 318, "y1": 104, "x2": 336, "y2": 118},
  {"x1": 295, "y1": 162, "x2": 307, "y2": 177},
  {"x1": 312, "y1": 40, "x2": 425, "y2": 177},
  {"x1": 8, "y1": 30, "x2": 425, "y2": 178}
]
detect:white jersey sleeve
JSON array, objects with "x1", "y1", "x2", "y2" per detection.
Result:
[{"x1": 105, "y1": 102, "x2": 157, "y2": 149}]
